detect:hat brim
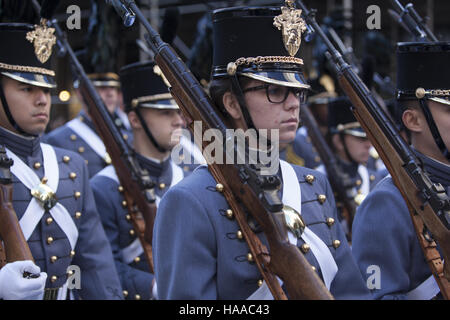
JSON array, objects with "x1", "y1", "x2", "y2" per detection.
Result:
[
  {"x1": 430, "y1": 97, "x2": 450, "y2": 106},
  {"x1": 140, "y1": 99, "x2": 179, "y2": 110},
  {"x1": 240, "y1": 71, "x2": 310, "y2": 89},
  {"x1": 1, "y1": 71, "x2": 56, "y2": 88},
  {"x1": 343, "y1": 128, "x2": 367, "y2": 138}
]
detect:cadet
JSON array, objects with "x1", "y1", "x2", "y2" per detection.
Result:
[
  {"x1": 44, "y1": 69, "x2": 131, "y2": 178},
  {"x1": 352, "y1": 42, "x2": 450, "y2": 299},
  {"x1": 153, "y1": 3, "x2": 371, "y2": 300},
  {"x1": 317, "y1": 96, "x2": 384, "y2": 233},
  {"x1": 90, "y1": 61, "x2": 186, "y2": 300},
  {"x1": 0, "y1": 23, "x2": 122, "y2": 299}
]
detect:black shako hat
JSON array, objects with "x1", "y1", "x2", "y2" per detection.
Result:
[
  {"x1": 328, "y1": 96, "x2": 366, "y2": 138},
  {"x1": 396, "y1": 42, "x2": 450, "y2": 106},
  {"x1": 0, "y1": 23, "x2": 56, "y2": 88},
  {"x1": 211, "y1": 2, "x2": 310, "y2": 89},
  {"x1": 119, "y1": 61, "x2": 178, "y2": 113}
]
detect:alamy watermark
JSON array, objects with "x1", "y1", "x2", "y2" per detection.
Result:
[
  {"x1": 367, "y1": 5, "x2": 381, "y2": 30},
  {"x1": 66, "y1": 5, "x2": 81, "y2": 30},
  {"x1": 171, "y1": 121, "x2": 280, "y2": 176}
]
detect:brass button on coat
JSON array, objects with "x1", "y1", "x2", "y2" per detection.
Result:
[
  {"x1": 33, "y1": 162, "x2": 41, "y2": 169},
  {"x1": 317, "y1": 194, "x2": 327, "y2": 204}
]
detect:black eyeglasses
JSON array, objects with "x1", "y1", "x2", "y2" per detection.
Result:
[{"x1": 242, "y1": 83, "x2": 307, "y2": 104}]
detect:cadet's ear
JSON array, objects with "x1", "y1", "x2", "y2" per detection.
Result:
[
  {"x1": 127, "y1": 110, "x2": 141, "y2": 130},
  {"x1": 222, "y1": 91, "x2": 242, "y2": 120},
  {"x1": 332, "y1": 134, "x2": 344, "y2": 152},
  {"x1": 402, "y1": 107, "x2": 424, "y2": 134}
]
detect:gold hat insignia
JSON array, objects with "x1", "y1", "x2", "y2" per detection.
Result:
[
  {"x1": 273, "y1": 0, "x2": 307, "y2": 57},
  {"x1": 26, "y1": 20, "x2": 56, "y2": 64}
]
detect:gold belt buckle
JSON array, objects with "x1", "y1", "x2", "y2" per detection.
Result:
[
  {"x1": 31, "y1": 177, "x2": 57, "y2": 210},
  {"x1": 282, "y1": 205, "x2": 306, "y2": 238}
]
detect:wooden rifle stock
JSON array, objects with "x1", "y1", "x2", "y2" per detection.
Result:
[
  {"x1": 117, "y1": 0, "x2": 334, "y2": 300},
  {"x1": 0, "y1": 147, "x2": 34, "y2": 267}
]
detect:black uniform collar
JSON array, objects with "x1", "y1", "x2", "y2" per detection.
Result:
[
  {"x1": 337, "y1": 157, "x2": 360, "y2": 178},
  {"x1": 78, "y1": 110, "x2": 97, "y2": 133},
  {"x1": 135, "y1": 152, "x2": 171, "y2": 179},
  {"x1": 414, "y1": 148, "x2": 450, "y2": 188},
  {"x1": 0, "y1": 126, "x2": 41, "y2": 158}
]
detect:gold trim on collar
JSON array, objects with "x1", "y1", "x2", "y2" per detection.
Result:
[
  {"x1": 273, "y1": 1, "x2": 307, "y2": 57},
  {"x1": 0, "y1": 62, "x2": 55, "y2": 76},
  {"x1": 131, "y1": 93, "x2": 174, "y2": 108},
  {"x1": 26, "y1": 20, "x2": 56, "y2": 64}
]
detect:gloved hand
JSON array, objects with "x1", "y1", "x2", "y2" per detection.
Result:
[{"x1": 0, "y1": 260, "x2": 47, "y2": 300}]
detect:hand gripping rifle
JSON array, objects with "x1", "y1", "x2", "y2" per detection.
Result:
[
  {"x1": 300, "y1": 104, "x2": 357, "y2": 239},
  {"x1": 108, "y1": 0, "x2": 333, "y2": 300},
  {"x1": 35, "y1": 0, "x2": 156, "y2": 273},
  {"x1": 297, "y1": 0, "x2": 450, "y2": 298},
  {"x1": 389, "y1": 0, "x2": 438, "y2": 42},
  {"x1": 0, "y1": 146, "x2": 37, "y2": 276}
]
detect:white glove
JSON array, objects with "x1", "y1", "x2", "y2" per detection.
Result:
[{"x1": 0, "y1": 260, "x2": 47, "y2": 300}]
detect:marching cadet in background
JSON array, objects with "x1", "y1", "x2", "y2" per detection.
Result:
[
  {"x1": 44, "y1": 70, "x2": 132, "y2": 178},
  {"x1": 153, "y1": 4, "x2": 371, "y2": 300},
  {"x1": 90, "y1": 61, "x2": 187, "y2": 300},
  {"x1": 285, "y1": 81, "x2": 336, "y2": 168},
  {"x1": 0, "y1": 23, "x2": 122, "y2": 299},
  {"x1": 316, "y1": 96, "x2": 384, "y2": 235},
  {"x1": 352, "y1": 42, "x2": 450, "y2": 299}
]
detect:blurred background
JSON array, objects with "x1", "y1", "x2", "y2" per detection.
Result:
[{"x1": 1, "y1": 0, "x2": 448, "y2": 131}]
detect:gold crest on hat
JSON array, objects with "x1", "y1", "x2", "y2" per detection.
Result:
[
  {"x1": 273, "y1": 0, "x2": 307, "y2": 57},
  {"x1": 26, "y1": 20, "x2": 56, "y2": 64}
]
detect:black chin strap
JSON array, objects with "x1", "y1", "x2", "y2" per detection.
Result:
[
  {"x1": 418, "y1": 98, "x2": 450, "y2": 161},
  {"x1": 135, "y1": 108, "x2": 167, "y2": 153},
  {"x1": 230, "y1": 75, "x2": 256, "y2": 130},
  {"x1": 0, "y1": 82, "x2": 34, "y2": 137},
  {"x1": 339, "y1": 132, "x2": 358, "y2": 165}
]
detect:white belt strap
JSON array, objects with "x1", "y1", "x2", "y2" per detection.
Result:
[
  {"x1": 407, "y1": 275, "x2": 440, "y2": 300},
  {"x1": 357, "y1": 164, "x2": 370, "y2": 196},
  {"x1": 248, "y1": 161, "x2": 338, "y2": 299},
  {"x1": 67, "y1": 117, "x2": 107, "y2": 160},
  {"x1": 7, "y1": 144, "x2": 79, "y2": 250}
]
